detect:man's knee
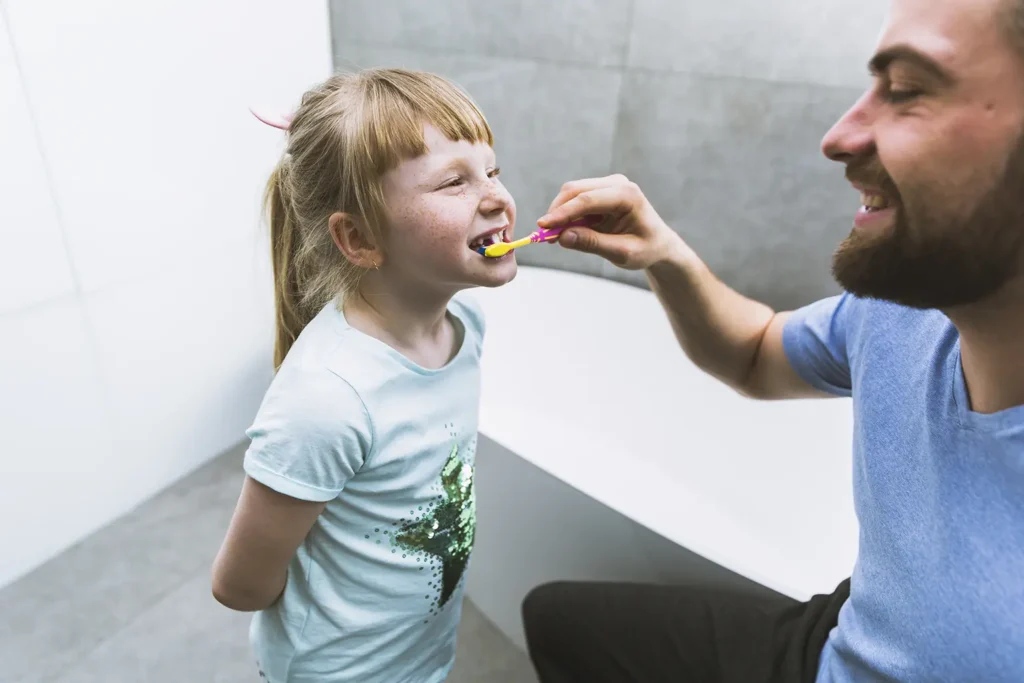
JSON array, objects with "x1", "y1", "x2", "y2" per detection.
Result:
[
  {"x1": 522, "y1": 582, "x2": 566, "y2": 633},
  {"x1": 522, "y1": 581, "x2": 583, "y2": 649}
]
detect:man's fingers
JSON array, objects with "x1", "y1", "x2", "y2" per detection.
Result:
[
  {"x1": 545, "y1": 174, "x2": 632, "y2": 215},
  {"x1": 559, "y1": 228, "x2": 640, "y2": 267},
  {"x1": 545, "y1": 177, "x2": 603, "y2": 214},
  {"x1": 538, "y1": 186, "x2": 634, "y2": 228}
]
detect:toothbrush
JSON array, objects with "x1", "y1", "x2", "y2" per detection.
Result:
[{"x1": 477, "y1": 215, "x2": 603, "y2": 258}]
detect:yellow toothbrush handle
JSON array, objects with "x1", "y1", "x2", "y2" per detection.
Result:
[{"x1": 483, "y1": 235, "x2": 532, "y2": 258}]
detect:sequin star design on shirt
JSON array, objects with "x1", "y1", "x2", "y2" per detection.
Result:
[{"x1": 393, "y1": 436, "x2": 476, "y2": 609}]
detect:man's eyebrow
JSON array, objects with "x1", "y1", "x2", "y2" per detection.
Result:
[{"x1": 869, "y1": 45, "x2": 954, "y2": 85}]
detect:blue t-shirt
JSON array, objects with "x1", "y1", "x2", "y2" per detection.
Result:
[
  {"x1": 783, "y1": 294, "x2": 1024, "y2": 682},
  {"x1": 242, "y1": 293, "x2": 486, "y2": 683}
]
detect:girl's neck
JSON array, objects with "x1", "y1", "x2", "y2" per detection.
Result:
[{"x1": 343, "y1": 276, "x2": 461, "y2": 369}]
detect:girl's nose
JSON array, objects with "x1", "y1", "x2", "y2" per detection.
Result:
[{"x1": 480, "y1": 182, "x2": 512, "y2": 217}]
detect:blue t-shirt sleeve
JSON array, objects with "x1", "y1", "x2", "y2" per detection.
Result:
[
  {"x1": 243, "y1": 368, "x2": 373, "y2": 502},
  {"x1": 782, "y1": 293, "x2": 855, "y2": 397}
]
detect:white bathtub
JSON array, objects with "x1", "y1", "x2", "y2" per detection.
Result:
[{"x1": 465, "y1": 266, "x2": 858, "y2": 651}]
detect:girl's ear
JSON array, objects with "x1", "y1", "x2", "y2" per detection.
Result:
[{"x1": 328, "y1": 212, "x2": 384, "y2": 269}]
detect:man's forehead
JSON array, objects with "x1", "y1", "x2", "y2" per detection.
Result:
[{"x1": 876, "y1": 0, "x2": 1004, "y2": 67}]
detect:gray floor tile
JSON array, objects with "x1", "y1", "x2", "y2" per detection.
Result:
[
  {"x1": 44, "y1": 582, "x2": 533, "y2": 683},
  {"x1": 0, "y1": 445, "x2": 245, "y2": 683},
  {"x1": 43, "y1": 575, "x2": 532, "y2": 683},
  {"x1": 47, "y1": 573, "x2": 253, "y2": 683},
  {"x1": 10, "y1": 442, "x2": 531, "y2": 682},
  {"x1": 450, "y1": 601, "x2": 537, "y2": 683}
]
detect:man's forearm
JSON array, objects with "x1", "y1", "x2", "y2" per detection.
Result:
[{"x1": 644, "y1": 237, "x2": 777, "y2": 394}]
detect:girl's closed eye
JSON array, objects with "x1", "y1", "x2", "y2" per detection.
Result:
[{"x1": 438, "y1": 168, "x2": 500, "y2": 191}]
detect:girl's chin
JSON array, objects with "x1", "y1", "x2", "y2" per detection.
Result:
[{"x1": 469, "y1": 257, "x2": 518, "y2": 287}]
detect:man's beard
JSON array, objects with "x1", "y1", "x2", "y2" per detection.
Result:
[{"x1": 831, "y1": 137, "x2": 1024, "y2": 310}]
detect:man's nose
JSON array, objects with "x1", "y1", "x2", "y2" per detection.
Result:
[{"x1": 822, "y1": 91, "x2": 876, "y2": 163}]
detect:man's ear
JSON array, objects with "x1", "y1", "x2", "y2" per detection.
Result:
[{"x1": 328, "y1": 212, "x2": 384, "y2": 269}]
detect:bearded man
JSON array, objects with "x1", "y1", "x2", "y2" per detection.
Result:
[{"x1": 522, "y1": 0, "x2": 1024, "y2": 680}]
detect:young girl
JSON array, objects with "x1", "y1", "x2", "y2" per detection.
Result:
[{"x1": 211, "y1": 68, "x2": 518, "y2": 682}]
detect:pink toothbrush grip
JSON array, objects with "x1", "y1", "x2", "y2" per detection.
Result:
[{"x1": 532, "y1": 214, "x2": 603, "y2": 242}]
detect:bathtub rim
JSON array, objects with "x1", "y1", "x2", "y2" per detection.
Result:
[{"x1": 472, "y1": 266, "x2": 856, "y2": 602}]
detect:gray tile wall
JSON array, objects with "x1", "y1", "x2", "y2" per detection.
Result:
[{"x1": 328, "y1": 0, "x2": 888, "y2": 309}]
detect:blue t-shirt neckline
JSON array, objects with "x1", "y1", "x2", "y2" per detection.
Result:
[{"x1": 950, "y1": 339, "x2": 1024, "y2": 435}]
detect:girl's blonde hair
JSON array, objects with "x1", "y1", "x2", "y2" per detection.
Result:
[{"x1": 265, "y1": 68, "x2": 494, "y2": 369}]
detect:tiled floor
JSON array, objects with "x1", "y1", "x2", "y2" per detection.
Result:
[{"x1": 1, "y1": 445, "x2": 537, "y2": 683}]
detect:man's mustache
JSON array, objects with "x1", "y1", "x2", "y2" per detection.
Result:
[{"x1": 846, "y1": 157, "x2": 900, "y2": 198}]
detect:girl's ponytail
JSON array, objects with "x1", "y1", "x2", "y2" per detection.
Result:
[{"x1": 265, "y1": 160, "x2": 306, "y2": 370}]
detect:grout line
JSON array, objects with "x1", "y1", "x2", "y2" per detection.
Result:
[
  {"x1": 1, "y1": 3, "x2": 84, "y2": 299},
  {"x1": 1, "y1": 5, "x2": 121, "y2": 467},
  {"x1": 326, "y1": 0, "x2": 343, "y2": 67},
  {"x1": 621, "y1": 0, "x2": 638, "y2": 76},
  {"x1": 28, "y1": 445, "x2": 247, "y2": 682},
  {"x1": 607, "y1": 0, "x2": 639, "y2": 172},
  {"x1": 0, "y1": 291, "x2": 80, "y2": 319},
  {"x1": 333, "y1": 36, "x2": 628, "y2": 73},
  {"x1": 332, "y1": 37, "x2": 866, "y2": 95},
  {"x1": 38, "y1": 569, "x2": 205, "y2": 683}
]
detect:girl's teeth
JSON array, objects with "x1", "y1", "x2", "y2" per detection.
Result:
[{"x1": 471, "y1": 229, "x2": 508, "y2": 250}]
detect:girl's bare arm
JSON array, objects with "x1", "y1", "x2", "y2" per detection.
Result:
[{"x1": 212, "y1": 476, "x2": 326, "y2": 612}]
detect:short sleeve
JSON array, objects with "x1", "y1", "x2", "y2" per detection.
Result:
[
  {"x1": 782, "y1": 293, "x2": 855, "y2": 397},
  {"x1": 243, "y1": 367, "x2": 374, "y2": 502}
]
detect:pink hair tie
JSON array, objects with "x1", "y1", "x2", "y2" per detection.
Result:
[{"x1": 249, "y1": 106, "x2": 294, "y2": 131}]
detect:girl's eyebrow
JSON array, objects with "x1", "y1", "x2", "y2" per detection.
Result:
[
  {"x1": 433, "y1": 159, "x2": 466, "y2": 175},
  {"x1": 426, "y1": 153, "x2": 496, "y2": 179}
]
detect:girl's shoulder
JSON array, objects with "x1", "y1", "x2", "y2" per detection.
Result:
[
  {"x1": 246, "y1": 357, "x2": 373, "y2": 500},
  {"x1": 258, "y1": 358, "x2": 370, "y2": 437},
  {"x1": 257, "y1": 306, "x2": 375, "y2": 438}
]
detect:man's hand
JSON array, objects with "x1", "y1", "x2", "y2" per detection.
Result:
[
  {"x1": 540, "y1": 174, "x2": 689, "y2": 270},
  {"x1": 541, "y1": 174, "x2": 826, "y2": 401}
]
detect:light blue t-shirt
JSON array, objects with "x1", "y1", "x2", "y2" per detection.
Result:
[
  {"x1": 242, "y1": 293, "x2": 486, "y2": 683},
  {"x1": 783, "y1": 293, "x2": 1024, "y2": 682}
]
